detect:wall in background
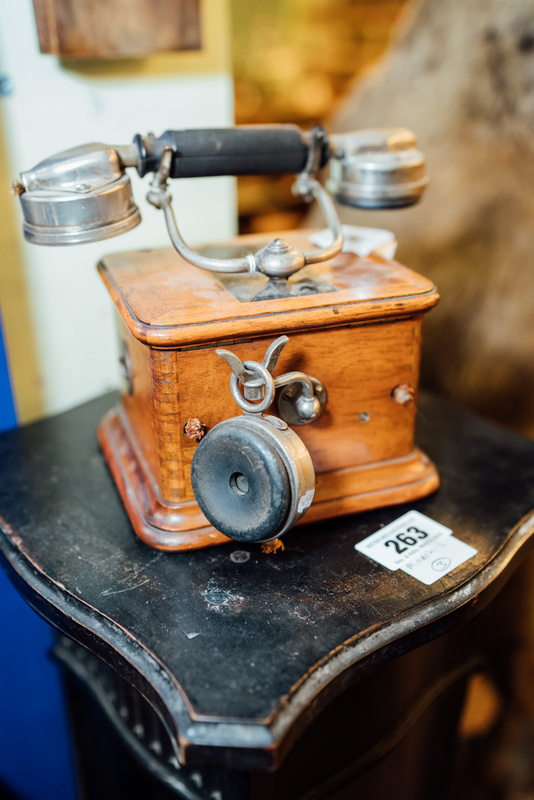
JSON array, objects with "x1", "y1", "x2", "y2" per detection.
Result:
[
  {"x1": 0, "y1": 2, "x2": 236, "y2": 797},
  {"x1": 0, "y1": 0, "x2": 236, "y2": 421},
  {"x1": 230, "y1": 0, "x2": 409, "y2": 233},
  {"x1": 0, "y1": 99, "x2": 43, "y2": 424}
]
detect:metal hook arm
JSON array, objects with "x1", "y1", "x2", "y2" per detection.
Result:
[{"x1": 146, "y1": 145, "x2": 344, "y2": 279}]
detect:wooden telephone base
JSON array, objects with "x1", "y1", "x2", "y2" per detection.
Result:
[{"x1": 97, "y1": 231, "x2": 440, "y2": 551}]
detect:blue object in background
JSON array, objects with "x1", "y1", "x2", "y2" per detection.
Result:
[
  {"x1": 0, "y1": 573, "x2": 78, "y2": 800},
  {"x1": 0, "y1": 313, "x2": 78, "y2": 800},
  {"x1": 0, "y1": 310, "x2": 16, "y2": 433}
]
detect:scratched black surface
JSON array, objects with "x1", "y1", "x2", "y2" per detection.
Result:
[{"x1": 1, "y1": 392, "x2": 534, "y2": 724}]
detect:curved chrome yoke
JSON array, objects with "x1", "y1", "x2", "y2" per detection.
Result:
[{"x1": 145, "y1": 129, "x2": 343, "y2": 279}]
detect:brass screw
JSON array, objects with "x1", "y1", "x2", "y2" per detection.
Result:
[
  {"x1": 183, "y1": 418, "x2": 207, "y2": 441},
  {"x1": 392, "y1": 384, "x2": 415, "y2": 404}
]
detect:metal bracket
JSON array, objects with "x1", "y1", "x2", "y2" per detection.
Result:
[{"x1": 216, "y1": 336, "x2": 327, "y2": 424}]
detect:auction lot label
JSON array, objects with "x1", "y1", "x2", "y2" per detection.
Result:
[{"x1": 355, "y1": 510, "x2": 477, "y2": 585}]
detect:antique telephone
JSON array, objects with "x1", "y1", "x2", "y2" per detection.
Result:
[{"x1": 13, "y1": 124, "x2": 439, "y2": 550}]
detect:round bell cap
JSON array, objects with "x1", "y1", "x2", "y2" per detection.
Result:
[
  {"x1": 191, "y1": 418, "x2": 291, "y2": 543},
  {"x1": 327, "y1": 128, "x2": 429, "y2": 209}
]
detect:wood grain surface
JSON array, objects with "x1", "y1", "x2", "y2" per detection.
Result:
[
  {"x1": 32, "y1": 0, "x2": 201, "y2": 58},
  {"x1": 98, "y1": 236, "x2": 439, "y2": 548},
  {"x1": 98, "y1": 231, "x2": 439, "y2": 347}
]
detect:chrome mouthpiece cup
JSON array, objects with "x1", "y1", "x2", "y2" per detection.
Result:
[
  {"x1": 20, "y1": 176, "x2": 141, "y2": 246},
  {"x1": 18, "y1": 143, "x2": 141, "y2": 246}
]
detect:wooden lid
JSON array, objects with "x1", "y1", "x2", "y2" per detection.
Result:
[{"x1": 98, "y1": 230, "x2": 439, "y2": 347}]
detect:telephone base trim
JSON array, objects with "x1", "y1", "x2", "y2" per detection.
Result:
[{"x1": 98, "y1": 405, "x2": 439, "y2": 551}]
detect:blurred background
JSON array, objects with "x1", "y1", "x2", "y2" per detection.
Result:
[
  {"x1": 0, "y1": 0, "x2": 409, "y2": 430},
  {"x1": 232, "y1": 0, "x2": 408, "y2": 234},
  {"x1": 1, "y1": 0, "x2": 534, "y2": 798}
]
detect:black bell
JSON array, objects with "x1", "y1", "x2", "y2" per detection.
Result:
[{"x1": 191, "y1": 415, "x2": 315, "y2": 543}]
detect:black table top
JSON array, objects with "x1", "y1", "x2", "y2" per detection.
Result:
[{"x1": 1, "y1": 392, "x2": 534, "y2": 769}]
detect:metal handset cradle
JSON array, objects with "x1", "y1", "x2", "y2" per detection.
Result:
[{"x1": 14, "y1": 125, "x2": 427, "y2": 280}]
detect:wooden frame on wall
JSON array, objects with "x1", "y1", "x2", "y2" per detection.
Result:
[{"x1": 31, "y1": 0, "x2": 202, "y2": 59}]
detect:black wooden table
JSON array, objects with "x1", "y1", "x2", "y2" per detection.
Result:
[{"x1": 1, "y1": 392, "x2": 534, "y2": 800}]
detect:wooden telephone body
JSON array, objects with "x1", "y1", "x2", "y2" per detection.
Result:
[{"x1": 97, "y1": 230, "x2": 439, "y2": 551}]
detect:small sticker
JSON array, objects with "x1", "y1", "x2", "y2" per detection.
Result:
[{"x1": 355, "y1": 510, "x2": 477, "y2": 585}]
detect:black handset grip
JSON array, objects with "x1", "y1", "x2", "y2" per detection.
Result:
[{"x1": 134, "y1": 125, "x2": 328, "y2": 178}]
